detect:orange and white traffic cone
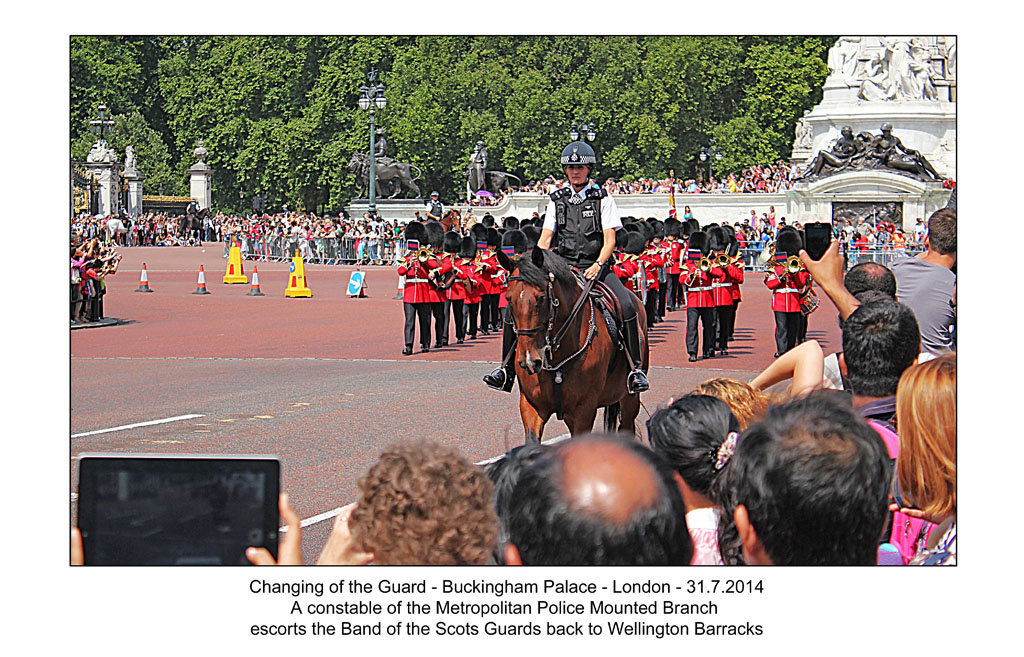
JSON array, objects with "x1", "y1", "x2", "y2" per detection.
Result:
[
  {"x1": 247, "y1": 264, "x2": 265, "y2": 296},
  {"x1": 192, "y1": 265, "x2": 211, "y2": 295},
  {"x1": 134, "y1": 262, "x2": 154, "y2": 293}
]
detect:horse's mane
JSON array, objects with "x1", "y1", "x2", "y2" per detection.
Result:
[{"x1": 514, "y1": 249, "x2": 579, "y2": 291}]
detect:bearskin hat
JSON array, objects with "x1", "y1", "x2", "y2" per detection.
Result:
[
  {"x1": 470, "y1": 222, "x2": 488, "y2": 241},
  {"x1": 708, "y1": 226, "x2": 728, "y2": 253},
  {"x1": 482, "y1": 214, "x2": 496, "y2": 228},
  {"x1": 443, "y1": 231, "x2": 461, "y2": 254},
  {"x1": 664, "y1": 218, "x2": 682, "y2": 238},
  {"x1": 775, "y1": 226, "x2": 802, "y2": 256},
  {"x1": 486, "y1": 226, "x2": 501, "y2": 248},
  {"x1": 688, "y1": 230, "x2": 709, "y2": 255},
  {"x1": 424, "y1": 221, "x2": 445, "y2": 250},
  {"x1": 686, "y1": 218, "x2": 700, "y2": 235},
  {"x1": 404, "y1": 220, "x2": 426, "y2": 243},
  {"x1": 615, "y1": 228, "x2": 630, "y2": 249},
  {"x1": 521, "y1": 224, "x2": 541, "y2": 250},
  {"x1": 648, "y1": 219, "x2": 666, "y2": 240},
  {"x1": 459, "y1": 236, "x2": 477, "y2": 260},
  {"x1": 503, "y1": 216, "x2": 520, "y2": 231},
  {"x1": 502, "y1": 229, "x2": 529, "y2": 255},
  {"x1": 625, "y1": 231, "x2": 646, "y2": 256}
]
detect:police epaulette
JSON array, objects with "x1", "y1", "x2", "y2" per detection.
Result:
[
  {"x1": 550, "y1": 187, "x2": 572, "y2": 201},
  {"x1": 585, "y1": 186, "x2": 607, "y2": 199}
]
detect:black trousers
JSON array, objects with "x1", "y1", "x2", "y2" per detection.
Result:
[
  {"x1": 657, "y1": 284, "x2": 667, "y2": 318},
  {"x1": 797, "y1": 312, "x2": 808, "y2": 344},
  {"x1": 479, "y1": 294, "x2": 493, "y2": 332},
  {"x1": 441, "y1": 299, "x2": 452, "y2": 343},
  {"x1": 731, "y1": 300, "x2": 740, "y2": 339},
  {"x1": 717, "y1": 304, "x2": 735, "y2": 351},
  {"x1": 466, "y1": 301, "x2": 479, "y2": 337},
  {"x1": 686, "y1": 307, "x2": 716, "y2": 356},
  {"x1": 774, "y1": 311, "x2": 801, "y2": 354},
  {"x1": 430, "y1": 302, "x2": 444, "y2": 344},
  {"x1": 448, "y1": 299, "x2": 466, "y2": 341},
  {"x1": 484, "y1": 294, "x2": 501, "y2": 330},
  {"x1": 403, "y1": 302, "x2": 432, "y2": 347},
  {"x1": 666, "y1": 276, "x2": 681, "y2": 309},
  {"x1": 645, "y1": 289, "x2": 658, "y2": 328}
]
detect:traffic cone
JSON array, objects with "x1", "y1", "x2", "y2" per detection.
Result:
[
  {"x1": 223, "y1": 237, "x2": 248, "y2": 284},
  {"x1": 134, "y1": 262, "x2": 154, "y2": 292},
  {"x1": 193, "y1": 265, "x2": 211, "y2": 295},
  {"x1": 284, "y1": 253, "x2": 312, "y2": 298},
  {"x1": 247, "y1": 264, "x2": 265, "y2": 296},
  {"x1": 394, "y1": 274, "x2": 404, "y2": 300}
]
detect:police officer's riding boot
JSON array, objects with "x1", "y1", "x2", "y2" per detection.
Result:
[
  {"x1": 483, "y1": 364, "x2": 515, "y2": 392},
  {"x1": 623, "y1": 317, "x2": 649, "y2": 394}
]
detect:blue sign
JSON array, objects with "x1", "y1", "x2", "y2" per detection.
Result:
[
  {"x1": 347, "y1": 271, "x2": 365, "y2": 296},
  {"x1": 290, "y1": 261, "x2": 295, "y2": 273}
]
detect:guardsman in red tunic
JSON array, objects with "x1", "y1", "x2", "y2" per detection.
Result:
[
  {"x1": 664, "y1": 218, "x2": 683, "y2": 311},
  {"x1": 480, "y1": 227, "x2": 502, "y2": 334},
  {"x1": 640, "y1": 237, "x2": 665, "y2": 330},
  {"x1": 439, "y1": 231, "x2": 467, "y2": 345},
  {"x1": 708, "y1": 227, "x2": 742, "y2": 356},
  {"x1": 612, "y1": 230, "x2": 642, "y2": 293},
  {"x1": 764, "y1": 227, "x2": 811, "y2": 357},
  {"x1": 481, "y1": 229, "x2": 530, "y2": 393},
  {"x1": 461, "y1": 237, "x2": 485, "y2": 340},
  {"x1": 681, "y1": 230, "x2": 724, "y2": 361},
  {"x1": 397, "y1": 222, "x2": 439, "y2": 355},
  {"x1": 726, "y1": 235, "x2": 744, "y2": 343},
  {"x1": 422, "y1": 221, "x2": 447, "y2": 348}
]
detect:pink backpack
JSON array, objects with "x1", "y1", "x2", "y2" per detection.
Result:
[{"x1": 868, "y1": 420, "x2": 935, "y2": 564}]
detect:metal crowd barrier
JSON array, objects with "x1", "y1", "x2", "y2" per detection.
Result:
[{"x1": 223, "y1": 235, "x2": 408, "y2": 265}]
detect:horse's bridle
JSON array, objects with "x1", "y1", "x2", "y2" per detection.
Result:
[{"x1": 507, "y1": 270, "x2": 597, "y2": 372}]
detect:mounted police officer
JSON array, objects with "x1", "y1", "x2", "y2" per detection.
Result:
[
  {"x1": 425, "y1": 191, "x2": 443, "y2": 222},
  {"x1": 483, "y1": 140, "x2": 649, "y2": 394}
]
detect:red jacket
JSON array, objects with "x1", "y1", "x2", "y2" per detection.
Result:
[
  {"x1": 440, "y1": 255, "x2": 471, "y2": 301},
  {"x1": 398, "y1": 255, "x2": 442, "y2": 304},
  {"x1": 681, "y1": 263, "x2": 724, "y2": 308},
  {"x1": 713, "y1": 261, "x2": 743, "y2": 306},
  {"x1": 730, "y1": 262, "x2": 744, "y2": 302},
  {"x1": 612, "y1": 253, "x2": 639, "y2": 292},
  {"x1": 640, "y1": 249, "x2": 665, "y2": 291},
  {"x1": 666, "y1": 239, "x2": 682, "y2": 275},
  {"x1": 478, "y1": 250, "x2": 500, "y2": 295},
  {"x1": 764, "y1": 265, "x2": 811, "y2": 313}
]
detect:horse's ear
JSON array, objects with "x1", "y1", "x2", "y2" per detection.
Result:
[
  {"x1": 496, "y1": 249, "x2": 514, "y2": 272},
  {"x1": 531, "y1": 246, "x2": 545, "y2": 269}
]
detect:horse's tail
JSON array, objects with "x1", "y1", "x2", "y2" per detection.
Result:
[
  {"x1": 603, "y1": 402, "x2": 621, "y2": 433},
  {"x1": 409, "y1": 164, "x2": 423, "y2": 181},
  {"x1": 501, "y1": 172, "x2": 523, "y2": 187}
]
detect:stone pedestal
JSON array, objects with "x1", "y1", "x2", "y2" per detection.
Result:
[
  {"x1": 189, "y1": 163, "x2": 212, "y2": 210},
  {"x1": 123, "y1": 167, "x2": 144, "y2": 217},
  {"x1": 83, "y1": 161, "x2": 121, "y2": 217}
]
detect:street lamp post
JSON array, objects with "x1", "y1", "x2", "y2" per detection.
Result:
[
  {"x1": 569, "y1": 117, "x2": 597, "y2": 143},
  {"x1": 699, "y1": 138, "x2": 724, "y2": 182},
  {"x1": 358, "y1": 69, "x2": 387, "y2": 216},
  {"x1": 89, "y1": 103, "x2": 115, "y2": 147}
]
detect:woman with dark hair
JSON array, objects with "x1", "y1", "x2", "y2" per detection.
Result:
[{"x1": 647, "y1": 394, "x2": 741, "y2": 565}]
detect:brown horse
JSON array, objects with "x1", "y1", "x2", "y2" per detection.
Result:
[{"x1": 496, "y1": 247, "x2": 648, "y2": 442}]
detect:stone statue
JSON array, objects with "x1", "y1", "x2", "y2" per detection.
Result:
[
  {"x1": 347, "y1": 152, "x2": 422, "y2": 199},
  {"x1": 124, "y1": 145, "x2": 137, "y2": 171},
  {"x1": 194, "y1": 140, "x2": 209, "y2": 165},
  {"x1": 863, "y1": 123, "x2": 941, "y2": 180},
  {"x1": 945, "y1": 37, "x2": 956, "y2": 81},
  {"x1": 374, "y1": 128, "x2": 394, "y2": 165},
  {"x1": 827, "y1": 37, "x2": 862, "y2": 85},
  {"x1": 86, "y1": 140, "x2": 117, "y2": 163},
  {"x1": 883, "y1": 37, "x2": 937, "y2": 101},
  {"x1": 794, "y1": 111, "x2": 814, "y2": 150},
  {"x1": 466, "y1": 141, "x2": 488, "y2": 193},
  {"x1": 799, "y1": 126, "x2": 864, "y2": 179},
  {"x1": 858, "y1": 48, "x2": 895, "y2": 101}
]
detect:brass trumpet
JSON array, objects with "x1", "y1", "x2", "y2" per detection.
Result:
[
  {"x1": 699, "y1": 256, "x2": 713, "y2": 272},
  {"x1": 786, "y1": 255, "x2": 804, "y2": 274},
  {"x1": 716, "y1": 252, "x2": 731, "y2": 267},
  {"x1": 416, "y1": 246, "x2": 432, "y2": 263}
]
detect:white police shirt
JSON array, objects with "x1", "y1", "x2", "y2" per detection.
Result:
[{"x1": 542, "y1": 182, "x2": 622, "y2": 233}]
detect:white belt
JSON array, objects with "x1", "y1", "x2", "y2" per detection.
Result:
[
  {"x1": 689, "y1": 286, "x2": 712, "y2": 292},
  {"x1": 405, "y1": 278, "x2": 429, "y2": 284},
  {"x1": 775, "y1": 288, "x2": 798, "y2": 294},
  {"x1": 713, "y1": 282, "x2": 732, "y2": 288}
]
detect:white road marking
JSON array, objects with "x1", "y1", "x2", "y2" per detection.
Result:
[
  {"x1": 282, "y1": 433, "x2": 572, "y2": 532},
  {"x1": 71, "y1": 414, "x2": 205, "y2": 438}
]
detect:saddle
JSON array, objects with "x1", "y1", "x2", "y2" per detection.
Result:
[{"x1": 569, "y1": 270, "x2": 622, "y2": 350}]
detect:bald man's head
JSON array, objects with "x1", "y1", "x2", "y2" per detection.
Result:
[{"x1": 505, "y1": 435, "x2": 692, "y2": 566}]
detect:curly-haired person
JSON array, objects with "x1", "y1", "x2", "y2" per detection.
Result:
[{"x1": 321, "y1": 442, "x2": 498, "y2": 566}]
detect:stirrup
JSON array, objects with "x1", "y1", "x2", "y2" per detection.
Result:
[
  {"x1": 483, "y1": 368, "x2": 513, "y2": 392},
  {"x1": 627, "y1": 369, "x2": 650, "y2": 394}
]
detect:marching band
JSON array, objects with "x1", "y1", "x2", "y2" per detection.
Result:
[{"x1": 396, "y1": 214, "x2": 819, "y2": 370}]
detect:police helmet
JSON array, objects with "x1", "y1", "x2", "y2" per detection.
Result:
[{"x1": 560, "y1": 141, "x2": 597, "y2": 167}]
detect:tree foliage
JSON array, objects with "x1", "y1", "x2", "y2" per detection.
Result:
[{"x1": 70, "y1": 36, "x2": 834, "y2": 213}]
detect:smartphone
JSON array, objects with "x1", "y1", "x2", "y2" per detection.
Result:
[
  {"x1": 77, "y1": 454, "x2": 280, "y2": 565},
  {"x1": 804, "y1": 222, "x2": 832, "y2": 261}
]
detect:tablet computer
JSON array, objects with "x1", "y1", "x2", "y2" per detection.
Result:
[{"x1": 77, "y1": 454, "x2": 280, "y2": 565}]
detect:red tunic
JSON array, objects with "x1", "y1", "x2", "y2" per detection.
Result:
[
  {"x1": 713, "y1": 262, "x2": 742, "y2": 306},
  {"x1": 764, "y1": 265, "x2": 810, "y2": 313},
  {"x1": 640, "y1": 250, "x2": 665, "y2": 291},
  {"x1": 478, "y1": 250, "x2": 499, "y2": 295},
  {"x1": 666, "y1": 239, "x2": 682, "y2": 276},
  {"x1": 441, "y1": 255, "x2": 470, "y2": 301},
  {"x1": 730, "y1": 262, "x2": 744, "y2": 302},
  {"x1": 681, "y1": 263, "x2": 724, "y2": 308},
  {"x1": 398, "y1": 255, "x2": 441, "y2": 304}
]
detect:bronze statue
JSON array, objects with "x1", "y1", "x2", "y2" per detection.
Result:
[
  {"x1": 798, "y1": 123, "x2": 940, "y2": 182},
  {"x1": 465, "y1": 140, "x2": 522, "y2": 196},
  {"x1": 348, "y1": 152, "x2": 423, "y2": 199}
]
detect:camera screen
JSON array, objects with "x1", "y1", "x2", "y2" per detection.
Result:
[{"x1": 79, "y1": 458, "x2": 278, "y2": 565}]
